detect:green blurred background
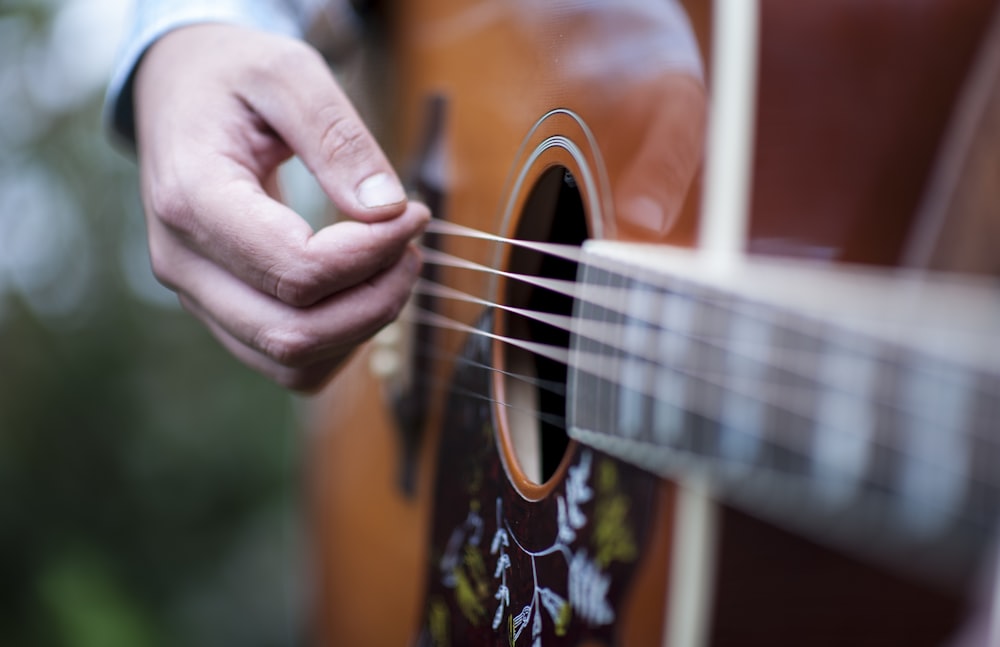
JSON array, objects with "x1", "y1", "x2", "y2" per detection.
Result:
[{"x1": 0, "y1": 1, "x2": 307, "y2": 645}]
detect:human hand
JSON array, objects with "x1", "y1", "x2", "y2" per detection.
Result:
[{"x1": 133, "y1": 24, "x2": 428, "y2": 391}]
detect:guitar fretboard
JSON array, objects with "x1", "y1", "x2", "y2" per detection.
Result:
[{"x1": 567, "y1": 241, "x2": 1000, "y2": 581}]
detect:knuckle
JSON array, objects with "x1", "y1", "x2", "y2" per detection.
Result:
[
  {"x1": 317, "y1": 110, "x2": 369, "y2": 165},
  {"x1": 265, "y1": 36, "x2": 322, "y2": 78},
  {"x1": 364, "y1": 285, "x2": 408, "y2": 331},
  {"x1": 145, "y1": 174, "x2": 197, "y2": 238},
  {"x1": 246, "y1": 36, "x2": 318, "y2": 90},
  {"x1": 270, "y1": 264, "x2": 323, "y2": 308},
  {"x1": 255, "y1": 324, "x2": 317, "y2": 368}
]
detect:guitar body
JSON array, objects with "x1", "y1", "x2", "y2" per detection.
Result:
[{"x1": 307, "y1": 1, "x2": 999, "y2": 645}]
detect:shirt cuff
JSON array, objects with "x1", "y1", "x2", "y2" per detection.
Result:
[{"x1": 104, "y1": 0, "x2": 310, "y2": 149}]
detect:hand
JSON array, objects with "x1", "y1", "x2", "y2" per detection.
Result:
[{"x1": 133, "y1": 24, "x2": 429, "y2": 391}]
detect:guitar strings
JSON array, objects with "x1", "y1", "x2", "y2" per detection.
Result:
[
  {"x1": 414, "y1": 344, "x2": 567, "y2": 397},
  {"x1": 440, "y1": 378, "x2": 568, "y2": 430},
  {"x1": 407, "y1": 223, "x2": 1000, "y2": 492},
  {"x1": 420, "y1": 244, "x2": 1000, "y2": 363},
  {"x1": 400, "y1": 369, "x2": 996, "y2": 537},
  {"x1": 411, "y1": 268, "x2": 1000, "y2": 418},
  {"x1": 409, "y1": 281, "x2": 999, "y2": 465},
  {"x1": 409, "y1": 307, "x2": 570, "y2": 366},
  {"x1": 405, "y1": 351, "x2": 999, "y2": 536},
  {"x1": 421, "y1": 219, "x2": 1000, "y2": 345},
  {"x1": 401, "y1": 360, "x2": 568, "y2": 430},
  {"x1": 404, "y1": 307, "x2": 1000, "y2": 495},
  {"x1": 403, "y1": 319, "x2": 999, "y2": 508},
  {"x1": 425, "y1": 218, "x2": 586, "y2": 264},
  {"x1": 416, "y1": 225, "x2": 1000, "y2": 406},
  {"x1": 413, "y1": 279, "x2": 923, "y2": 401}
]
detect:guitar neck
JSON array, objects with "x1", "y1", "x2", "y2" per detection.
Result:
[{"x1": 566, "y1": 240, "x2": 1000, "y2": 584}]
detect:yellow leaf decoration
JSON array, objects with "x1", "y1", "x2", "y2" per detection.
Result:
[
  {"x1": 464, "y1": 544, "x2": 490, "y2": 600},
  {"x1": 428, "y1": 597, "x2": 450, "y2": 647},
  {"x1": 455, "y1": 567, "x2": 486, "y2": 625},
  {"x1": 592, "y1": 461, "x2": 637, "y2": 568},
  {"x1": 556, "y1": 601, "x2": 572, "y2": 637}
]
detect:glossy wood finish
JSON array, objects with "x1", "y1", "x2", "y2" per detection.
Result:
[
  {"x1": 712, "y1": 1, "x2": 999, "y2": 645},
  {"x1": 748, "y1": 0, "x2": 997, "y2": 265},
  {"x1": 310, "y1": 2, "x2": 705, "y2": 645},
  {"x1": 306, "y1": 1, "x2": 1000, "y2": 645}
]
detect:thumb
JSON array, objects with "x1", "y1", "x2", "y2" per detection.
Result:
[{"x1": 241, "y1": 37, "x2": 406, "y2": 222}]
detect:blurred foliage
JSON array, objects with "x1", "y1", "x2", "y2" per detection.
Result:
[{"x1": 0, "y1": 2, "x2": 305, "y2": 645}]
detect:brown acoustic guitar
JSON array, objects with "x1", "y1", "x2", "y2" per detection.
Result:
[{"x1": 306, "y1": 1, "x2": 1000, "y2": 645}]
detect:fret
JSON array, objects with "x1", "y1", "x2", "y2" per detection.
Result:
[
  {"x1": 718, "y1": 296, "x2": 767, "y2": 477},
  {"x1": 897, "y1": 355, "x2": 974, "y2": 537},
  {"x1": 812, "y1": 331, "x2": 877, "y2": 507},
  {"x1": 617, "y1": 279, "x2": 661, "y2": 440},
  {"x1": 652, "y1": 286, "x2": 695, "y2": 446}
]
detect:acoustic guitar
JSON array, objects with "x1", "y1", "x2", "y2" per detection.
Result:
[{"x1": 306, "y1": 1, "x2": 1000, "y2": 645}]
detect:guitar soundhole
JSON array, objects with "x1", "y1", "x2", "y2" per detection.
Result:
[{"x1": 501, "y1": 165, "x2": 589, "y2": 486}]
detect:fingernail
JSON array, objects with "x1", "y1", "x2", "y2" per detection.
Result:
[{"x1": 357, "y1": 173, "x2": 406, "y2": 209}]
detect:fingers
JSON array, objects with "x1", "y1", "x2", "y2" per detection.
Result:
[
  {"x1": 183, "y1": 299, "x2": 347, "y2": 392},
  {"x1": 131, "y1": 23, "x2": 425, "y2": 388},
  {"x1": 148, "y1": 170, "x2": 429, "y2": 307},
  {"x1": 174, "y1": 244, "x2": 422, "y2": 391},
  {"x1": 137, "y1": 22, "x2": 408, "y2": 222},
  {"x1": 135, "y1": 23, "x2": 429, "y2": 308},
  {"x1": 235, "y1": 36, "x2": 407, "y2": 222}
]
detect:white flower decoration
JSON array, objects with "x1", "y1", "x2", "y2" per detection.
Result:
[
  {"x1": 493, "y1": 552, "x2": 511, "y2": 578},
  {"x1": 490, "y1": 527, "x2": 509, "y2": 554},
  {"x1": 492, "y1": 585, "x2": 510, "y2": 630},
  {"x1": 568, "y1": 549, "x2": 615, "y2": 625},
  {"x1": 565, "y1": 451, "x2": 593, "y2": 531}
]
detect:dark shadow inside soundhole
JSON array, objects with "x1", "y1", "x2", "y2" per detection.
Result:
[{"x1": 504, "y1": 166, "x2": 588, "y2": 484}]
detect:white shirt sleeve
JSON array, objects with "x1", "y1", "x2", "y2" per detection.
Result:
[{"x1": 104, "y1": 0, "x2": 319, "y2": 147}]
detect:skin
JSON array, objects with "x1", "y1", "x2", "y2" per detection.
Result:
[{"x1": 133, "y1": 23, "x2": 429, "y2": 392}]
